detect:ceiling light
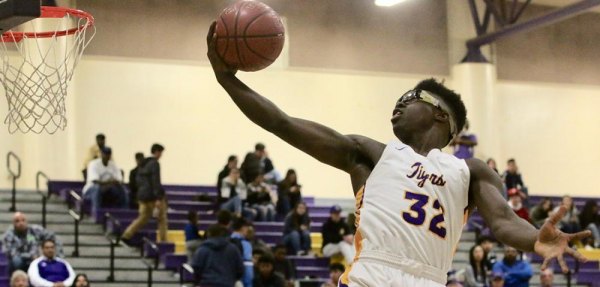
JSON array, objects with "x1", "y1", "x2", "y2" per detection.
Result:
[{"x1": 375, "y1": 0, "x2": 407, "y2": 7}]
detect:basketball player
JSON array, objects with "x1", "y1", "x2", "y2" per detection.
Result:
[{"x1": 205, "y1": 23, "x2": 590, "y2": 287}]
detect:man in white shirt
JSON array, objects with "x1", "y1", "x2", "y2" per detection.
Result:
[
  {"x1": 83, "y1": 147, "x2": 128, "y2": 216},
  {"x1": 28, "y1": 239, "x2": 75, "y2": 287}
]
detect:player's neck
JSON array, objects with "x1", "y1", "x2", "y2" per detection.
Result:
[{"x1": 400, "y1": 130, "x2": 445, "y2": 156}]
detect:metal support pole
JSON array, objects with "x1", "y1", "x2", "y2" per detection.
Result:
[
  {"x1": 10, "y1": 176, "x2": 16, "y2": 212},
  {"x1": 147, "y1": 266, "x2": 153, "y2": 287},
  {"x1": 41, "y1": 196, "x2": 47, "y2": 228},
  {"x1": 108, "y1": 241, "x2": 115, "y2": 282}
]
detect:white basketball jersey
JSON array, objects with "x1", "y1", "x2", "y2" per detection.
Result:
[{"x1": 348, "y1": 139, "x2": 470, "y2": 285}]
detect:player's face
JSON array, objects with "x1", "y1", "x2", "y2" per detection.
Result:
[{"x1": 392, "y1": 93, "x2": 439, "y2": 141}]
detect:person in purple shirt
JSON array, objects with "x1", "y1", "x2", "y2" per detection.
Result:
[
  {"x1": 492, "y1": 246, "x2": 533, "y2": 287},
  {"x1": 452, "y1": 121, "x2": 477, "y2": 159},
  {"x1": 27, "y1": 239, "x2": 75, "y2": 287}
]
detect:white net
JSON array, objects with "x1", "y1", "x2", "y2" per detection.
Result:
[{"x1": 0, "y1": 8, "x2": 95, "y2": 134}]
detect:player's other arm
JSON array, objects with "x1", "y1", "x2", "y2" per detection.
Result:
[
  {"x1": 206, "y1": 22, "x2": 383, "y2": 174},
  {"x1": 467, "y1": 158, "x2": 538, "y2": 252}
]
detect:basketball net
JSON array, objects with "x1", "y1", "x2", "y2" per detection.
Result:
[{"x1": 0, "y1": 7, "x2": 95, "y2": 134}]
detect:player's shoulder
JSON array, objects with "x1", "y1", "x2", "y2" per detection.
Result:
[
  {"x1": 464, "y1": 158, "x2": 497, "y2": 180},
  {"x1": 346, "y1": 134, "x2": 385, "y2": 163}
]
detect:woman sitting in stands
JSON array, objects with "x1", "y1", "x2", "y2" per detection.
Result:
[
  {"x1": 277, "y1": 169, "x2": 302, "y2": 217},
  {"x1": 283, "y1": 202, "x2": 311, "y2": 255}
]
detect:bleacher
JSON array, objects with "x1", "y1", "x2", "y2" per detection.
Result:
[{"x1": 0, "y1": 178, "x2": 597, "y2": 286}]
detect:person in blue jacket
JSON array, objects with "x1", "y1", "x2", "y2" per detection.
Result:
[{"x1": 492, "y1": 246, "x2": 533, "y2": 287}]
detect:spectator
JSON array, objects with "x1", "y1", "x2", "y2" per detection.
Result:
[
  {"x1": 247, "y1": 174, "x2": 276, "y2": 221},
  {"x1": 128, "y1": 152, "x2": 144, "y2": 209},
  {"x1": 283, "y1": 202, "x2": 311, "y2": 255},
  {"x1": 276, "y1": 169, "x2": 302, "y2": 217},
  {"x1": 3, "y1": 212, "x2": 64, "y2": 273},
  {"x1": 217, "y1": 209, "x2": 233, "y2": 230},
  {"x1": 253, "y1": 254, "x2": 286, "y2": 287},
  {"x1": 231, "y1": 218, "x2": 254, "y2": 287},
  {"x1": 321, "y1": 263, "x2": 345, "y2": 287},
  {"x1": 185, "y1": 211, "x2": 203, "y2": 263},
  {"x1": 217, "y1": 155, "x2": 238, "y2": 194},
  {"x1": 241, "y1": 143, "x2": 267, "y2": 183},
  {"x1": 502, "y1": 159, "x2": 525, "y2": 191},
  {"x1": 191, "y1": 224, "x2": 244, "y2": 287},
  {"x1": 530, "y1": 198, "x2": 554, "y2": 228},
  {"x1": 492, "y1": 246, "x2": 532, "y2": 287},
  {"x1": 248, "y1": 225, "x2": 269, "y2": 254},
  {"x1": 122, "y1": 143, "x2": 168, "y2": 244},
  {"x1": 82, "y1": 133, "x2": 106, "y2": 180},
  {"x1": 273, "y1": 245, "x2": 296, "y2": 281},
  {"x1": 551, "y1": 195, "x2": 581, "y2": 234},
  {"x1": 490, "y1": 271, "x2": 505, "y2": 287},
  {"x1": 252, "y1": 249, "x2": 266, "y2": 265},
  {"x1": 10, "y1": 270, "x2": 28, "y2": 287},
  {"x1": 321, "y1": 205, "x2": 354, "y2": 265},
  {"x1": 507, "y1": 188, "x2": 530, "y2": 223},
  {"x1": 539, "y1": 268, "x2": 553, "y2": 287},
  {"x1": 220, "y1": 168, "x2": 256, "y2": 221},
  {"x1": 463, "y1": 245, "x2": 487, "y2": 287},
  {"x1": 28, "y1": 239, "x2": 75, "y2": 287},
  {"x1": 477, "y1": 236, "x2": 497, "y2": 270},
  {"x1": 82, "y1": 147, "x2": 128, "y2": 215},
  {"x1": 72, "y1": 274, "x2": 90, "y2": 287},
  {"x1": 579, "y1": 200, "x2": 600, "y2": 248},
  {"x1": 452, "y1": 121, "x2": 477, "y2": 159},
  {"x1": 487, "y1": 158, "x2": 499, "y2": 174}
]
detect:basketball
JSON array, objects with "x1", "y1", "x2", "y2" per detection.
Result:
[{"x1": 215, "y1": 0, "x2": 285, "y2": 72}]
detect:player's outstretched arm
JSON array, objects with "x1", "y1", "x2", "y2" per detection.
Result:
[
  {"x1": 206, "y1": 22, "x2": 384, "y2": 178},
  {"x1": 467, "y1": 158, "x2": 590, "y2": 273}
]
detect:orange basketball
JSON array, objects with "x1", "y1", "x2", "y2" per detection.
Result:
[{"x1": 215, "y1": 0, "x2": 285, "y2": 72}]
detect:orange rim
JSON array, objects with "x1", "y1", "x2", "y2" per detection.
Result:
[{"x1": 1, "y1": 6, "x2": 94, "y2": 43}]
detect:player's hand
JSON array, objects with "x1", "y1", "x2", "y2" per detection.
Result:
[
  {"x1": 534, "y1": 205, "x2": 591, "y2": 273},
  {"x1": 206, "y1": 21, "x2": 237, "y2": 76}
]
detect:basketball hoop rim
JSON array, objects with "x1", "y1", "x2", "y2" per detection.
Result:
[{"x1": 1, "y1": 6, "x2": 94, "y2": 43}]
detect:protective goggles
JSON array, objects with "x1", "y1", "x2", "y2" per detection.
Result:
[{"x1": 398, "y1": 89, "x2": 457, "y2": 137}]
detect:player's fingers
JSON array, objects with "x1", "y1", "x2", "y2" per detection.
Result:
[
  {"x1": 568, "y1": 230, "x2": 592, "y2": 242},
  {"x1": 540, "y1": 257, "x2": 551, "y2": 271},
  {"x1": 566, "y1": 247, "x2": 588, "y2": 263},
  {"x1": 558, "y1": 254, "x2": 569, "y2": 274},
  {"x1": 207, "y1": 21, "x2": 217, "y2": 44},
  {"x1": 547, "y1": 206, "x2": 566, "y2": 226}
]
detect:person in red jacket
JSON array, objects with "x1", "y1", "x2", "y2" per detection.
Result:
[{"x1": 508, "y1": 188, "x2": 530, "y2": 223}]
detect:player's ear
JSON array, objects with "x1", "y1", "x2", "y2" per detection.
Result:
[{"x1": 434, "y1": 111, "x2": 449, "y2": 123}]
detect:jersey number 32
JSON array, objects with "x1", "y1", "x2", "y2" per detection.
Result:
[{"x1": 401, "y1": 191, "x2": 447, "y2": 239}]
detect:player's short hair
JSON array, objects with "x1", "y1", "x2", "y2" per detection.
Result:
[
  {"x1": 414, "y1": 78, "x2": 467, "y2": 135},
  {"x1": 329, "y1": 263, "x2": 345, "y2": 273},
  {"x1": 151, "y1": 143, "x2": 164, "y2": 153}
]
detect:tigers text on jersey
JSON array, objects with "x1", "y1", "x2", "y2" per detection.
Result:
[{"x1": 342, "y1": 139, "x2": 470, "y2": 285}]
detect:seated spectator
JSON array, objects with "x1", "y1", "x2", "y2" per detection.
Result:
[
  {"x1": 231, "y1": 218, "x2": 254, "y2": 287},
  {"x1": 128, "y1": 152, "x2": 144, "y2": 209},
  {"x1": 82, "y1": 133, "x2": 106, "y2": 180},
  {"x1": 507, "y1": 188, "x2": 530, "y2": 223},
  {"x1": 502, "y1": 159, "x2": 526, "y2": 190},
  {"x1": 477, "y1": 236, "x2": 497, "y2": 271},
  {"x1": 252, "y1": 249, "x2": 267, "y2": 265},
  {"x1": 492, "y1": 246, "x2": 532, "y2": 287},
  {"x1": 253, "y1": 254, "x2": 286, "y2": 287},
  {"x1": 487, "y1": 158, "x2": 499, "y2": 174},
  {"x1": 220, "y1": 168, "x2": 256, "y2": 221},
  {"x1": 489, "y1": 271, "x2": 505, "y2": 287},
  {"x1": 530, "y1": 198, "x2": 553, "y2": 228},
  {"x1": 3, "y1": 212, "x2": 64, "y2": 273},
  {"x1": 10, "y1": 270, "x2": 28, "y2": 287},
  {"x1": 192, "y1": 224, "x2": 244, "y2": 287},
  {"x1": 321, "y1": 205, "x2": 354, "y2": 265},
  {"x1": 277, "y1": 169, "x2": 302, "y2": 216},
  {"x1": 241, "y1": 143, "x2": 266, "y2": 183},
  {"x1": 248, "y1": 225, "x2": 269, "y2": 254},
  {"x1": 551, "y1": 195, "x2": 581, "y2": 234},
  {"x1": 217, "y1": 155, "x2": 238, "y2": 193},
  {"x1": 463, "y1": 245, "x2": 487, "y2": 287},
  {"x1": 247, "y1": 174, "x2": 276, "y2": 221},
  {"x1": 28, "y1": 239, "x2": 75, "y2": 287},
  {"x1": 539, "y1": 268, "x2": 553, "y2": 287},
  {"x1": 82, "y1": 147, "x2": 128, "y2": 215},
  {"x1": 185, "y1": 211, "x2": 203, "y2": 263},
  {"x1": 73, "y1": 273, "x2": 90, "y2": 287},
  {"x1": 283, "y1": 202, "x2": 312, "y2": 255},
  {"x1": 321, "y1": 263, "x2": 345, "y2": 287},
  {"x1": 579, "y1": 200, "x2": 600, "y2": 248},
  {"x1": 273, "y1": 245, "x2": 296, "y2": 281},
  {"x1": 452, "y1": 121, "x2": 477, "y2": 159}
]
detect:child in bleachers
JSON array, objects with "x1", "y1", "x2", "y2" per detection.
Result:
[{"x1": 185, "y1": 211, "x2": 203, "y2": 262}]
